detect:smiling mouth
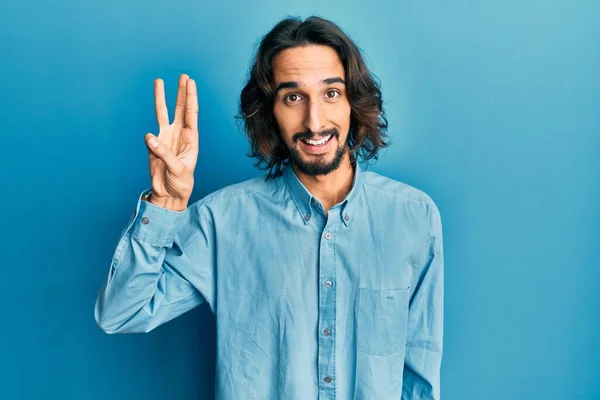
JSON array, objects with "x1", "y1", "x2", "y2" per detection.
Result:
[{"x1": 300, "y1": 134, "x2": 333, "y2": 146}]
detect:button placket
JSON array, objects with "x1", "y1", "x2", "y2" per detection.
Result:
[{"x1": 318, "y1": 221, "x2": 337, "y2": 397}]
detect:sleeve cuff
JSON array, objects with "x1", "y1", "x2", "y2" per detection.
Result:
[{"x1": 130, "y1": 189, "x2": 187, "y2": 246}]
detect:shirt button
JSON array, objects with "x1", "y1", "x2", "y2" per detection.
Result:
[
  {"x1": 325, "y1": 232, "x2": 332, "y2": 240},
  {"x1": 141, "y1": 217, "x2": 149, "y2": 225},
  {"x1": 304, "y1": 214, "x2": 311, "y2": 222},
  {"x1": 324, "y1": 280, "x2": 332, "y2": 288},
  {"x1": 324, "y1": 376, "x2": 332, "y2": 383},
  {"x1": 323, "y1": 328, "x2": 331, "y2": 336},
  {"x1": 344, "y1": 214, "x2": 350, "y2": 221}
]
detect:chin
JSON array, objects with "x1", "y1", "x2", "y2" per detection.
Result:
[{"x1": 291, "y1": 147, "x2": 347, "y2": 177}]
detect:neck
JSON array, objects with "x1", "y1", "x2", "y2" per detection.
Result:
[{"x1": 292, "y1": 153, "x2": 355, "y2": 214}]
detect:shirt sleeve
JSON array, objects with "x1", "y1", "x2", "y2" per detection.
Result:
[
  {"x1": 94, "y1": 189, "x2": 215, "y2": 334},
  {"x1": 402, "y1": 201, "x2": 444, "y2": 399}
]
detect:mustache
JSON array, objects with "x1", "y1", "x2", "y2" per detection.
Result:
[{"x1": 293, "y1": 127, "x2": 339, "y2": 143}]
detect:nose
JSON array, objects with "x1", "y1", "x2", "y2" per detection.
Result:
[{"x1": 304, "y1": 98, "x2": 326, "y2": 134}]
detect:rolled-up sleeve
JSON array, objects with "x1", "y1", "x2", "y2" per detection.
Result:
[
  {"x1": 402, "y1": 202, "x2": 444, "y2": 399},
  {"x1": 94, "y1": 189, "x2": 215, "y2": 334}
]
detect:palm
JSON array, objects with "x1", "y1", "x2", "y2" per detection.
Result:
[
  {"x1": 154, "y1": 124, "x2": 197, "y2": 173},
  {"x1": 148, "y1": 74, "x2": 199, "y2": 200}
]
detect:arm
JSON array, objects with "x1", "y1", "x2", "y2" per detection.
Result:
[
  {"x1": 402, "y1": 202, "x2": 444, "y2": 399},
  {"x1": 94, "y1": 189, "x2": 215, "y2": 334},
  {"x1": 95, "y1": 74, "x2": 207, "y2": 334}
]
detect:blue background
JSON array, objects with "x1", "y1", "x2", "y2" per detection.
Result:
[{"x1": 2, "y1": 0, "x2": 599, "y2": 399}]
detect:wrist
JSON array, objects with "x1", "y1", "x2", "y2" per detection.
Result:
[{"x1": 143, "y1": 192, "x2": 188, "y2": 212}]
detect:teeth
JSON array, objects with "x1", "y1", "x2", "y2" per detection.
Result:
[{"x1": 304, "y1": 135, "x2": 331, "y2": 145}]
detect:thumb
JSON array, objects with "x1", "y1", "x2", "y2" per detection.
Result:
[{"x1": 145, "y1": 134, "x2": 184, "y2": 175}]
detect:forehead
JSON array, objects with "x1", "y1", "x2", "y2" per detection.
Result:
[{"x1": 272, "y1": 45, "x2": 345, "y2": 86}]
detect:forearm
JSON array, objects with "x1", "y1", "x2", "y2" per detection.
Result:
[
  {"x1": 94, "y1": 231, "x2": 168, "y2": 333},
  {"x1": 94, "y1": 191, "x2": 200, "y2": 334}
]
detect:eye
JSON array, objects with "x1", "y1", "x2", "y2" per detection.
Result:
[
  {"x1": 325, "y1": 89, "x2": 340, "y2": 99},
  {"x1": 283, "y1": 93, "x2": 302, "y2": 103}
]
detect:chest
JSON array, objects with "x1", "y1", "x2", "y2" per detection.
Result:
[{"x1": 214, "y1": 209, "x2": 424, "y2": 302}]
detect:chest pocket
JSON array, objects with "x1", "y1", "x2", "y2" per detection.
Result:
[{"x1": 357, "y1": 287, "x2": 410, "y2": 357}]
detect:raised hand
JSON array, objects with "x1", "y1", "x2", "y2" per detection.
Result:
[{"x1": 144, "y1": 74, "x2": 199, "y2": 211}]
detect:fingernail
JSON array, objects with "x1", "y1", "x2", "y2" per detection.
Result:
[{"x1": 149, "y1": 138, "x2": 158, "y2": 147}]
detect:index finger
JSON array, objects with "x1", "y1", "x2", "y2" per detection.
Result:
[
  {"x1": 154, "y1": 79, "x2": 170, "y2": 128},
  {"x1": 184, "y1": 79, "x2": 199, "y2": 130}
]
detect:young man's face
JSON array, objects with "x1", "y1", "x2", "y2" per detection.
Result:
[{"x1": 272, "y1": 45, "x2": 352, "y2": 176}]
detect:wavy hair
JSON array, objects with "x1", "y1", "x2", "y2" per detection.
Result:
[{"x1": 238, "y1": 16, "x2": 389, "y2": 179}]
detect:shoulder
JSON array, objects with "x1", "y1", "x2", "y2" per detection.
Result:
[
  {"x1": 190, "y1": 173, "x2": 282, "y2": 210},
  {"x1": 361, "y1": 168, "x2": 441, "y2": 221},
  {"x1": 362, "y1": 169, "x2": 436, "y2": 205},
  {"x1": 361, "y1": 169, "x2": 443, "y2": 240}
]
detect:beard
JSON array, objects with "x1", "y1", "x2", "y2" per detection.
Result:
[{"x1": 288, "y1": 127, "x2": 347, "y2": 176}]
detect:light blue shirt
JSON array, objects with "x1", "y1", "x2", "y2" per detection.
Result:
[{"x1": 94, "y1": 162, "x2": 444, "y2": 399}]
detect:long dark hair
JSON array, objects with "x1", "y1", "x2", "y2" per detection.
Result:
[{"x1": 238, "y1": 15, "x2": 389, "y2": 179}]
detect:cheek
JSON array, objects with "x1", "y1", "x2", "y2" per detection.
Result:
[
  {"x1": 273, "y1": 104, "x2": 303, "y2": 143},
  {"x1": 332, "y1": 103, "x2": 352, "y2": 130}
]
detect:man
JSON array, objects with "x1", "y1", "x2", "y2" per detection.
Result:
[{"x1": 95, "y1": 16, "x2": 444, "y2": 400}]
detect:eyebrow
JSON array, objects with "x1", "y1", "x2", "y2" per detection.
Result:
[{"x1": 274, "y1": 77, "x2": 346, "y2": 94}]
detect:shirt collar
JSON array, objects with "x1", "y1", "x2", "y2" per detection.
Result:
[{"x1": 282, "y1": 161, "x2": 364, "y2": 226}]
